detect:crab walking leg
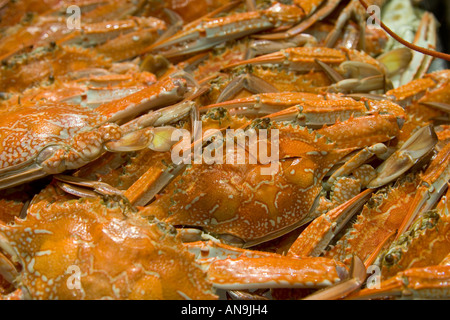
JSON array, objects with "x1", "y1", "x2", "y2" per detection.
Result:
[
  {"x1": 379, "y1": 186, "x2": 450, "y2": 279},
  {"x1": 380, "y1": 69, "x2": 450, "y2": 110},
  {"x1": 215, "y1": 74, "x2": 280, "y2": 104},
  {"x1": 321, "y1": 175, "x2": 420, "y2": 267},
  {"x1": 399, "y1": 12, "x2": 438, "y2": 86},
  {"x1": 394, "y1": 141, "x2": 450, "y2": 239},
  {"x1": 207, "y1": 256, "x2": 345, "y2": 290},
  {"x1": 146, "y1": 2, "x2": 308, "y2": 58},
  {"x1": 254, "y1": 0, "x2": 342, "y2": 40},
  {"x1": 244, "y1": 34, "x2": 318, "y2": 59},
  {"x1": 200, "y1": 93, "x2": 368, "y2": 126},
  {"x1": 185, "y1": 241, "x2": 348, "y2": 290},
  {"x1": 56, "y1": 17, "x2": 167, "y2": 48},
  {"x1": 366, "y1": 124, "x2": 438, "y2": 188},
  {"x1": 147, "y1": 0, "x2": 242, "y2": 50},
  {"x1": 287, "y1": 189, "x2": 374, "y2": 257},
  {"x1": 125, "y1": 163, "x2": 186, "y2": 207},
  {"x1": 224, "y1": 47, "x2": 347, "y2": 73},
  {"x1": 324, "y1": 0, "x2": 387, "y2": 50},
  {"x1": 303, "y1": 256, "x2": 366, "y2": 300},
  {"x1": 221, "y1": 47, "x2": 393, "y2": 94},
  {"x1": 95, "y1": 77, "x2": 188, "y2": 123},
  {"x1": 350, "y1": 264, "x2": 450, "y2": 300},
  {"x1": 0, "y1": 251, "x2": 18, "y2": 286},
  {"x1": 325, "y1": 143, "x2": 388, "y2": 189}
]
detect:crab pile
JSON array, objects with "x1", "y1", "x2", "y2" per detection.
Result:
[{"x1": 0, "y1": 0, "x2": 449, "y2": 300}]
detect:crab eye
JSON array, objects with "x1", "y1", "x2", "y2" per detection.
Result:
[{"x1": 384, "y1": 253, "x2": 396, "y2": 265}]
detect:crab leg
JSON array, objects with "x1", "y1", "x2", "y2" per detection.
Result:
[
  {"x1": 321, "y1": 174, "x2": 420, "y2": 267},
  {"x1": 146, "y1": 0, "x2": 243, "y2": 53},
  {"x1": 245, "y1": 34, "x2": 318, "y2": 58},
  {"x1": 224, "y1": 47, "x2": 347, "y2": 72},
  {"x1": 303, "y1": 256, "x2": 366, "y2": 300},
  {"x1": 350, "y1": 264, "x2": 450, "y2": 299},
  {"x1": 399, "y1": 12, "x2": 438, "y2": 86},
  {"x1": 254, "y1": 0, "x2": 342, "y2": 40},
  {"x1": 392, "y1": 141, "x2": 450, "y2": 239},
  {"x1": 264, "y1": 98, "x2": 368, "y2": 128},
  {"x1": 95, "y1": 77, "x2": 188, "y2": 123},
  {"x1": 200, "y1": 93, "x2": 367, "y2": 126},
  {"x1": 56, "y1": 17, "x2": 166, "y2": 47},
  {"x1": 324, "y1": 0, "x2": 377, "y2": 49},
  {"x1": 147, "y1": 3, "x2": 306, "y2": 59},
  {"x1": 379, "y1": 186, "x2": 450, "y2": 280},
  {"x1": 326, "y1": 143, "x2": 388, "y2": 189},
  {"x1": 222, "y1": 46, "x2": 391, "y2": 93},
  {"x1": 125, "y1": 163, "x2": 186, "y2": 207},
  {"x1": 207, "y1": 256, "x2": 345, "y2": 290},
  {"x1": 385, "y1": 77, "x2": 437, "y2": 107},
  {"x1": 215, "y1": 74, "x2": 280, "y2": 103},
  {"x1": 201, "y1": 92, "x2": 324, "y2": 114},
  {"x1": 0, "y1": 251, "x2": 19, "y2": 288},
  {"x1": 287, "y1": 189, "x2": 374, "y2": 257},
  {"x1": 367, "y1": 124, "x2": 438, "y2": 188},
  {"x1": 185, "y1": 241, "x2": 348, "y2": 290},
  {"x1": 316, "y1": 113, "x2": 401, "y2": 150}
]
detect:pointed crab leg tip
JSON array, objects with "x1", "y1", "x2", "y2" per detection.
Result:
[
  {"x1": 315, "y1": 58, "x2": 345, "y2": 83},
  {"x1": 303, "y1": 256, "x2": 365, "y2": 300},
  {"x1": 367, "y1": 125, "x2": 438, "y2": 189},
  {"x1": 350, "y1": 255, "x2": 367, "y2": 282},
  {"x1": 54, "y1": 174, "x2": 127, "y2": 198}
]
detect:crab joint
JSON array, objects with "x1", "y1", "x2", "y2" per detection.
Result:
[{"x1": 170, "y1": 122, "x2": 280, "y2": 175}]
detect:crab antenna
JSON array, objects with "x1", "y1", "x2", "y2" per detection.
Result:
[{"x1": 358, "y1": 0, "x2": 450, "y2": 61}]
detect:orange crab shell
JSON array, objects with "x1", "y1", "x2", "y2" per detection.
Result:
[
  {"x1": 142, "y1": 123, "x2": 354, "y2": 244},
  {"x1": 0, "y1": 197, "x2": 216, "y2": 300},
  {"x1": 0, "y1": 101, "x2": 111, "y2": 170},
  {"x1": 0, "y1": 45, "x2": 112, "y2": 93}
]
